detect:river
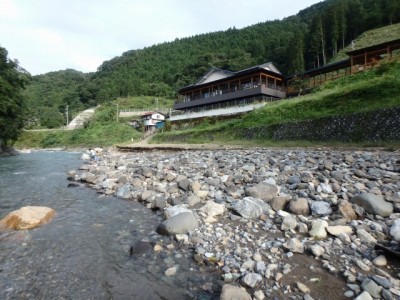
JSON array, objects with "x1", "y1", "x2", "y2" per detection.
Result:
[{"x1": 0, "y1": 151, "x2": 219, "y2": 300}]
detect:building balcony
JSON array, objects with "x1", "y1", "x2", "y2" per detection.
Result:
[{"x1": 174, "y1": 84, "x2": 286, "y2": 110}]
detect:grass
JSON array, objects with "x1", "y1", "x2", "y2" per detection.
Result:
[
  {"x1": 15, "y1": 123, "x2": 142, "y2": 149},
  {"x1": 15, "y1": 104, "x2": 142, "y2": 149},
  {"x1": 115, "y1": 96, "x2": 174, "y2": 110}
]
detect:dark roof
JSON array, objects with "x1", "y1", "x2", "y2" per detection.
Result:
[
  {"x1": 287, "y1": 59, "x2": 350, "y2": 80},
  {"x1": 179, "y1": 62, "x2": 283, "y2": 93}
]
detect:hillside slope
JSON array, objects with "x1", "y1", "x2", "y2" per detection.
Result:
[{"x1": 22, "y1": 0, "x2": 400, "y2": 129}]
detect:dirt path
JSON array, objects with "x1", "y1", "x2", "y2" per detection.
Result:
[{"x1": 117, "y1": 135, "x2": 245, "y2": 151}]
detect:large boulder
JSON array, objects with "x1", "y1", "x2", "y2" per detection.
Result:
[
  {"x1": 231, "y1": 197, "x2": 270, "y2": 219},
  {"x1": 350, "y1": 193, "x2": 393, "y2": 217},
  {"x1": 0, "y1": 206, "x2": 55, "y2": 230},
  {"x1": 156, "y1": 212, "x2": 198, "y2": 235},
  {"x1": 245, "y1": 182, "x2": 278, "y2": 202}
]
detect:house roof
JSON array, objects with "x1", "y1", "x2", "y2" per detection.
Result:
[
  {"x1": 179, "y1": 62, "x2": 283, "y2": 93},
  {"x1": 194, "y1": 68, "x2": 235, "y2": 85},
  {"x1": 286, "y1": 59, "x2": 351, "y2": 80},
  {"x1": 140, "y1": 111, "x2": 165, "y2": 117}
]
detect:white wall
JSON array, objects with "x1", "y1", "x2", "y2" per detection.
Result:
[{"x1": 170, "y1": 102, "x2": 268, "y2": 121}]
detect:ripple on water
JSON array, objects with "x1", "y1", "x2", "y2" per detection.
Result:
[{"x1": 0, "y1": 152, "x2": 221, "y2": 299}]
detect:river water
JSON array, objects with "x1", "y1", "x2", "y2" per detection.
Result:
[{"x1": 0, "y1": 152, "x2": 219, "y2": 300}]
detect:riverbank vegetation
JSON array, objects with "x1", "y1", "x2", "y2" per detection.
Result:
[
  {"x1": 0, "y1": 46, "x2": 30, "y2": 147},
  {"x1": 14, "y1": 104, "x2": 142, "y2": 149}
]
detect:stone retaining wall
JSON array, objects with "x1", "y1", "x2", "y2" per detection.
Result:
[{"x1": 237, "y1": 106, "x2": 400, "y2": 142}]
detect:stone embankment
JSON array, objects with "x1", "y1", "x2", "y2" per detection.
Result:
[{"x1": 70, "y1": 148, "x2": 400, "y2": 300}]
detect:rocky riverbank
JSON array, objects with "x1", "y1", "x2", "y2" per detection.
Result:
[{"x1": 69, "y1": 147, "x2": 400, "y2": 300}]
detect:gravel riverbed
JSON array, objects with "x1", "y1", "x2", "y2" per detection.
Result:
[{"x1": 70, "y1": 147, "x2": 400, "y2": 300}]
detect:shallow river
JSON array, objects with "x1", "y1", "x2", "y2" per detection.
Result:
[{"x1": 0, "y1": 151, "x2": 219, "y2": 300}]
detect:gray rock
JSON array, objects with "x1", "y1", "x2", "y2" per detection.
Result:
[
  {"x1": 141, "y1": 167, "x2": 153, "y2": 178},
  {"x1": 288, "y1": 198, "x2": 310, "y2": 215},
  {"x1": 178, "y1": 178, "x2": 190, "y2": 191},
  {"x1": 84, "y1": 173, "x2": 97, "y2": 184},
  {"x1": 308, "y1": 244, "x2": 325, "y2": 257},
  {"x1": 319, "y1": 183, "x2": 333, "y2": 194},
  {"x1": 350, "y1": 193, "x2": 393, "y2": 217},
  {"x1": 140, "y1": 190, "x2": 155, "y2": 202},
  {"x1": 361, "y1": 278, "x2": 382, "y2": 299},
  {"x1": 309, "y1": 219, "x2": 328, "y2": 239},
  {"x1": 186, "y1": 195, "x2": 201, "y2": 207},
  {"x1": 199, "y1": 201, "x2": 225, "y2": 218},
  {"x1": 167, "y1": 184, "x2": 179, "y2": 194},
  {"x1": 255, "y1": 261, "x2": 266, "y2": 274},
  {"x1": 156, "y1": 212, "x2": 199, "y2": 235},
  {"x1": 164, "y1": 206, "x2": 191, "y2": 219},
  {"x1": 231, "y1": 197, "x2": 270, "y2": 219},
  {"x1": 220, "y1": 284, "x2": 251, "y2": 300},
  {"x1": 152, "y1": 197, "x2": 167, "y2": 210},
  {"x1": 287, "y1": 176, "x2": 301, "y2": 184},
  {"x1": 300, "y1": 171, "x2": 313, "y2": 183},
  {"x1": 331, "y1": 171, "x2": 344, "y2": 181},
  {"x1": 283, "y1": 238, "x2": 304, "y2": 253},
  {"x1": 245, "y1": 182, "x2": 278, "y2": 202},
  {"x1": 241, "y1": 273, "x2": 263, "y2": 288},
  {"x1": 355, "y1": 291, "x2": 372, "y2": 300},
  {"x1": 372, "y1": 255, "x2": 387, "y2": 267},
  {"x1": 357, "y1": 229, "x2": 377, "y2": 244},
  {"x1": 129, "y1": 240, "x2": 154, "y2": 256},
  {"x1": 371, "y1": 275, "x2": 392, "y2": 289},
  {"x1": 311, "y1": 201, "x2": 332, "y2": 216},
  {"x1": 116, "y1": 184, "x2": 131, "y2": 199},
  {"x1": 390, "y1": 219, "x2": 400, "y2": 242},
  {"x1": 382, "y1": 289, "x2": 395, "y2": 300},
  {"x1": 281, "y1": 214, "x2": 298, "y2": 231},
  {"x1": 270, "y1": 197, "x2": 290, "y2": 212}
]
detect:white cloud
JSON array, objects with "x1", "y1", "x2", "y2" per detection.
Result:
[{"x1": 0, "y1": 0, "x2": 322, "y2": 75}]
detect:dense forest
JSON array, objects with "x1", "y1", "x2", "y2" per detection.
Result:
[
  {"x1": 23, "y1": 0, "x2": 400, "y2": 128},
  {"x1": 0, "y1": 46, "x2": 30, "y2": 145}
]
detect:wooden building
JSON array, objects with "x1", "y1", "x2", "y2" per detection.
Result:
[
  {"x1": 347, "y1": 38, "x2": 400, "y2": 73},
  {"x1": 174, "y1": 62, "x2": 286, "y2": 114}
]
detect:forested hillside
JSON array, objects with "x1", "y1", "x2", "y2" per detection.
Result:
[
  {"x1": 23, "y1": 69, "x2": 90, "y2": 128},
  {"x1": 24, "y1": 0, "x2": 400, "y2": 128}
]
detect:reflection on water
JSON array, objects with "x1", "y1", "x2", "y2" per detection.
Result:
[{"x1": 0, "y1": 152, "x2": 219, "y2": 299}]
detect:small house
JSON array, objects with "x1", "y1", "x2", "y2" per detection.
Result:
[{"x1": 140, "y1": 112, "x2": 165, "y2": 132}]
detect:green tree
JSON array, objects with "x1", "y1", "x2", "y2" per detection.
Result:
[
  {"x1": 287, "y1": 30, "x2": 305, "y2": 74},
  {"x1": 0, "y1": 46, "x2": 29, "y2": 144}
]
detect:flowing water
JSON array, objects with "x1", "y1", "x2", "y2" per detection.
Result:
[{"x1": 0, "y1": 152, "x2": 219, "y2": 300}]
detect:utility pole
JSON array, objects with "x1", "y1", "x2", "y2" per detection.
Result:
[
  {"x1": 155, "y1": 98, "x2": 159, "y2": 110},
  {"x1": 66, "y1": 105, "x2": 69, "y2": 125},
  {"x1": 116, "y1": 103, "x2": 119, "y2": 123}
]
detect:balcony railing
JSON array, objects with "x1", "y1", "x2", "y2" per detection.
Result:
[{"x1": 174, "y1": 84, "x2": 286, "y2": 110}]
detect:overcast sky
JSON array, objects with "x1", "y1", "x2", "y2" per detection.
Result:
[{"x1": 0, "y1": 0, "x2": 322, "y2": 75}]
